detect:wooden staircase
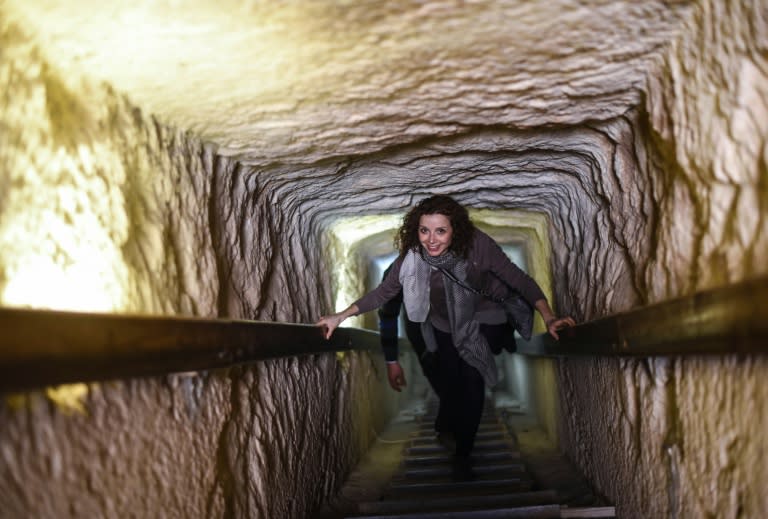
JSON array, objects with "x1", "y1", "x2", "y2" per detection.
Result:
[{"x1": 344, "y1": 402, "x2": 615, "y2": 519}]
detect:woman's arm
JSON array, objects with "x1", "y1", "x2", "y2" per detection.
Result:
[
  {"x1": 477, "y1": 232, "x2": 546, "y2": 305},
  {"x1": 477, "y1": 230, "x2": 576, "y2": 339},
  {"x1": 316, "y1": 256, "x2": 404, "y2": 339},
  {"x1": 316, "y1": 304, "x2": 359, "y2": 339}
]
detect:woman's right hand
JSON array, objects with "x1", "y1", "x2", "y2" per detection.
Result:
[
  {"x1": 316, "y1": 313, "x2": 344, "y2": 339},
  {"x1": 315, "y1": 304, "x2": 359, "y2": 340}
]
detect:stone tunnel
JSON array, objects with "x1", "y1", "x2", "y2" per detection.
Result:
[{"x1": 0, "y1": 1, "x2": 766, "y2": 518}]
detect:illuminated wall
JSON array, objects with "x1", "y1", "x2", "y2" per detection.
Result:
[{"x1": 0, "y1": 22, "x2": 218, "y2": 316}]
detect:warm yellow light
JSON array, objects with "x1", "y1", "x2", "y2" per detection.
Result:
[
  {"x1": 3, "y1": 1, "x2": 316, "y2": 145},
  {"x1": 2, "y1": 253, "x2": 125, "y2": 312},
  {"x1": 45, "y1": 384, "x2": 89, "y2": 415},
  {"x1": 0, "y1": 112, "x2": 131, "y2": 311},
  {"x1": 328, "y1": 214, "x2": 403, "y2": 324}
]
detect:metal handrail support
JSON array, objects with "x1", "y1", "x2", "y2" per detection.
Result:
[
  {"x1": 517, "y1": 275, "x2": 768, "y2": 357},
  {"x1": 0, "y1": 309, "x2": 381, "y2": 393}
]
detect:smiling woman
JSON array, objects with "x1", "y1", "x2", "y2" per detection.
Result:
[
  {"x1": 399, "y1": 195, "x2": 474, "y2": 259},
  {"x1": 418, "y1": 214, "x2": 453, "y2": 257},
  {"x1": 316, "y1": 194, "x2": 575, "y2": 480}
]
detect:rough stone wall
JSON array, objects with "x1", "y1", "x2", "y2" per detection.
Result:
[
  {"x1": 557, "y1": 2, "x2": 768, "y2": 517},
  {"x1": 1, "y1": 375, "x2": 231, "y2": 518},
  {"x1": 3, "y1": 1, "x2": 768, "y2": 518},
  {"x1": 282, "y1": 120, "x2": 657, "y2": 324},
  {"x1": 643, "y1": 0, "x2": 768, "y2": 299},
  {"x1": 0, "y1": 20, "x2": 395, "y2": 519},
  {"x1": 0, "y1": 354, "x2": 392, "y2": 519}
]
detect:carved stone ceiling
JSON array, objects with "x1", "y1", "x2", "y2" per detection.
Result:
[{"x1": 5, "y1": 0, "x2": 694, "y2": 167}]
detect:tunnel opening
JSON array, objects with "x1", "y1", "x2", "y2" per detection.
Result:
[{"x1": 324, "y1": 208, "x2": 563, "y2": 446}]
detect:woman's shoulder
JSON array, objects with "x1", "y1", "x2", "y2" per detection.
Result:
[
  {"x1": 468, "y1": 228, "x2": 506, "y2": 266},
  {"x1": 470, "y1": 228, "x2": 497, "y2": 249}
]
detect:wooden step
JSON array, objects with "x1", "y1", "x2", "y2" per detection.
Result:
[
  {"x1": 406, "y1": 439, "x2": 515, "y2": 455},
  {"x1": 357, "y1": 490, "x2": 559, "y2": 515},
  {"x1": 384, "y1": 478, "x2": 533, "y2": 499},
  {"x1": 415, "y1": 419, "x2": 501, "y2": 431},
  {"x1": 335, "y1": 398, "x2": 616, "y2": 519},
  {"x1": 346, "y1": 504, "x2": 563, "y2": 518},
  {"x1": 394, "y1": 462, "x2": 527, "y2": 482},
  {"x1": 410, "y1": 430, "x2": 508, "y2": 445},
  {"x1": 347, "y1": 506, "x2": 616, "y2": 518},
  {"x1": 418, "y1": 415, "x2": 500, "y2": 426},
  {"x1": 403, "y1": 450, "x2": 522, "y2": 467}
]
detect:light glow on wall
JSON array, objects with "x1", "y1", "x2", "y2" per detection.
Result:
[
  {"x1": 45, "y1": 384, "x2": 89, "y2": 415},
  {"x1": 3, "y1": 0, "x2": 319, "y2": 145},
  {"x1": 328, "y1": 214, "x2": 403, "y2": 326},
  {"x1": 0, "y1": 92, "x2": 132, "y2": 312}
]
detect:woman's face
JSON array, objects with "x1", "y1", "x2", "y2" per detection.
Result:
[{"x1": 418, "y1": 213, "x2": 453, "y2": 257}]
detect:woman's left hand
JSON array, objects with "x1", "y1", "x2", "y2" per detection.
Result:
[{"x1": 546, "y1": 316, "x2": 576, "y2": 340}]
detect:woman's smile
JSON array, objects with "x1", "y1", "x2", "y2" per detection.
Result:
[{"x1": 418, "y1": 214, "x2": 453, "y2": 256}]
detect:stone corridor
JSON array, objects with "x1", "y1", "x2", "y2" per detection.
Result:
[{"x1": 1, "y1": 1, "x2": 766, "y2": 517}]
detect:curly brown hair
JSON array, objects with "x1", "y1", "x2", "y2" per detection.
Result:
[{"x1": 397, "y1": 195, "x2": 475, "y2": 258}]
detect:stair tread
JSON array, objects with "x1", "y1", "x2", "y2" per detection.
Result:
[
  {"x1": 394, "y1": 464, "x2": 528, "y2": 483},
  {"x1": 358, "y1": 490, "x2": 559, "y2": 515},
  {"x1": 336, "y1": 400, "x2": 613, "y2": 519},
  {"x1": 385, "y1": 477, "x2": 532, "y2": 497},
  {"x1": 410, "y1": 431, "x2": 506, "y2": 442},
  {"x1": 345, "y1": 504, "x2": 563, "y2": 519},
  {"x1": 406, "y1": 440, "x2": 515, "y2": 455},
  {"x1": 403, "y1": 451, "x2": 522, "y2": 466}
]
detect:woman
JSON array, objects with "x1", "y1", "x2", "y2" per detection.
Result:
[{"x1": 317, "y1": 195, "x2": 575, "y2": 479}]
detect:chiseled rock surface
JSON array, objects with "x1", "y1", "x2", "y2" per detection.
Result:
[
  {"x1": 644, "y1": 0, "x2": 768, "y2": 299},
  {"x1": 3, "y1": 1, "x2": 693, "y2": 166},
  {"x1": 1, "y1": 376, "x2": 230, "y2": 518},
  {"x1": 0, "y1": 19, "x2": 219, "y2": 316},
  {"x1": 1, "y1": 0, "x2": 767, "y2": 518},
  {"x1": 0, "y1": 354, "x2": 394, "y2": 519},
  {"x1": 559, "y1": 1, "x2": 768, "y2": 518}
]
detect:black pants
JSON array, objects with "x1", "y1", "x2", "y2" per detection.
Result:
[
  {"x1": 433, "y1": 327, "x2": 486, "y2": 457},
  {"x1": 481, "y1": 322, "x2": 517, "y2": 354},
  {"x1": 432, "y1": 323, "x2": 513, "y2": 457},
  {"x1": 404, "y1": 319, "x2": 442, "y2": 397}
]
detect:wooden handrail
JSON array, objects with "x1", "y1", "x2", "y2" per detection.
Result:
[
  {"x1": 0, "y1": 309, "x2": 380, "y2": 393},
  {"x1": 1, "y1": 275, "x2": 766, "y2": 392},
  {"x1": 517, "y1": 275, "x2": 768, "y2": 357}
]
